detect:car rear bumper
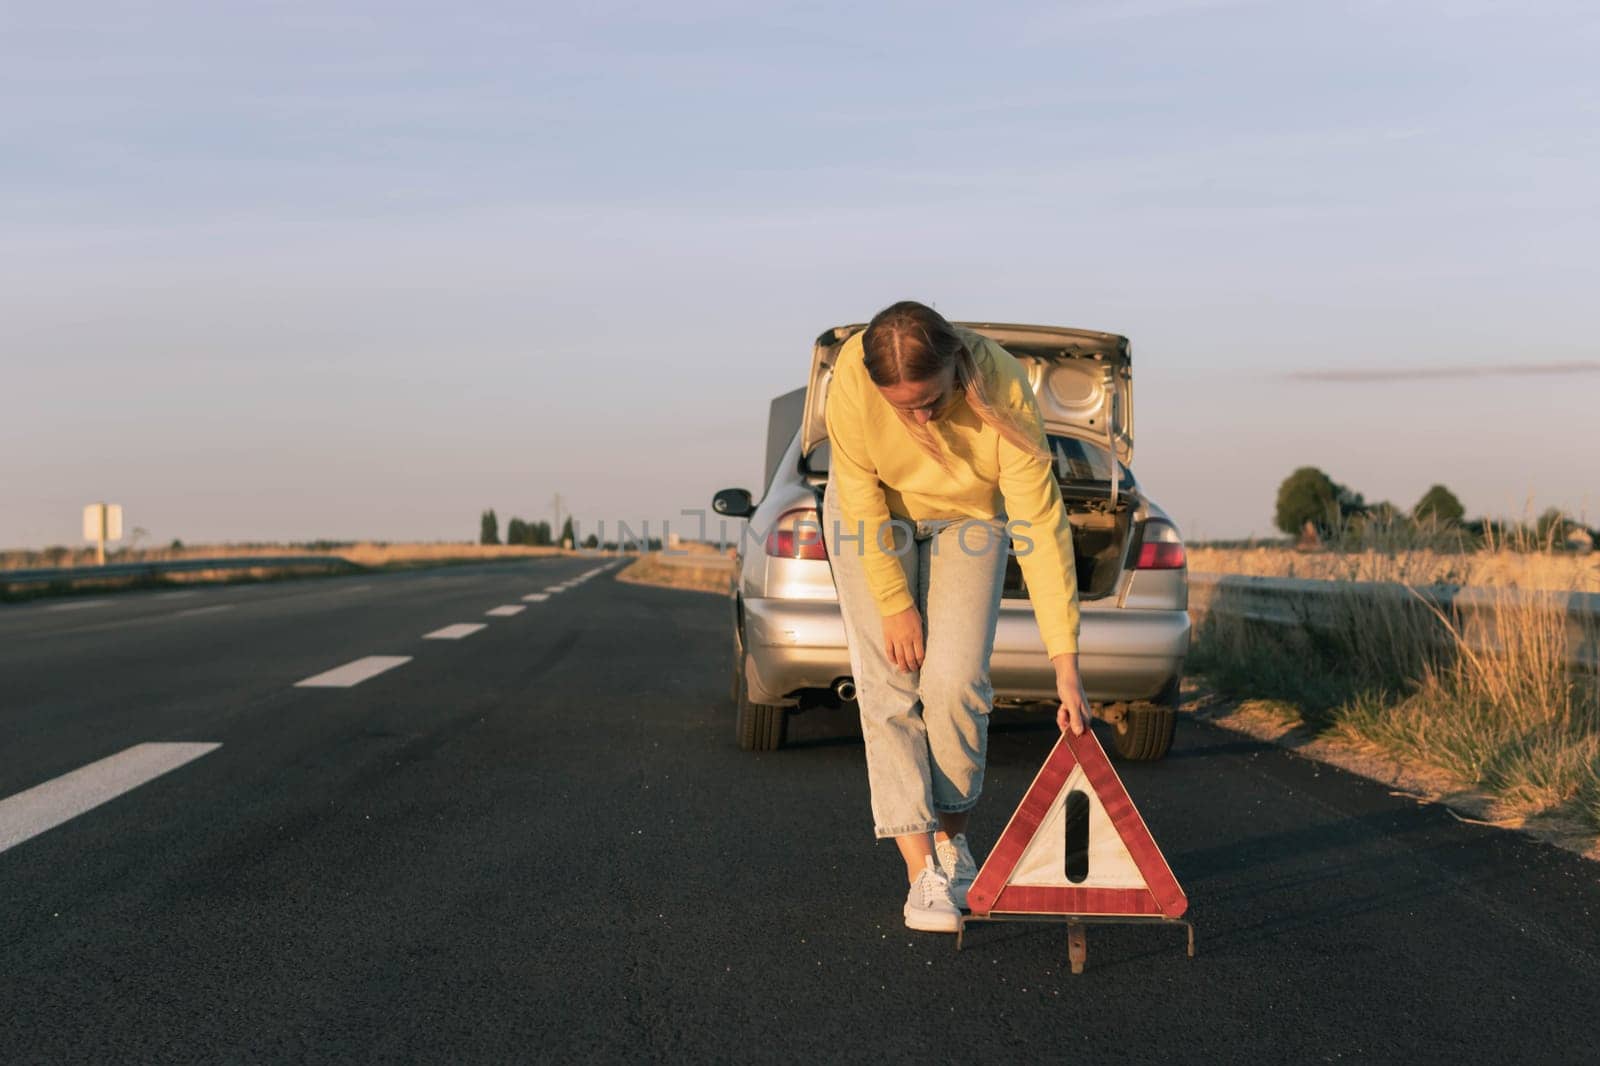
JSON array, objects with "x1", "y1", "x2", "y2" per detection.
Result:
[{"x1": 742, "y1": 596, "x2": 1189, "y2": 706}]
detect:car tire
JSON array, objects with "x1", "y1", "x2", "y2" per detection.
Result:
[
  {"x1": 734, "y1": 653, "x2": 788, "y2": 752},
  {"x1": 1108, "y1": 676, "x2": 1179, "y2": 762}
]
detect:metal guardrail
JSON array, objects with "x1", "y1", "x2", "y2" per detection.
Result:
[
  {"x1": 0, "y1": 555, "x2": 358, "y2": 588},
  {"x1": 1188, "y1": 571, "x2": 1600, "y2": 674}
]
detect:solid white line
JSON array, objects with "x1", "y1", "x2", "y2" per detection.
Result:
[
  {"x1": 295, "y1": 655, "x2": 412, "y2": 688},
  {"x1": 0, "y1": 743, "x2": 221, "y2": 854},
  {"x1": 521, "y1": 593, "x2": 550, "y2": 602},
  {"x1": 424, "y1": 623, "x2": 486, "y2": 640},
  {"x1": 45, "y1": 600, "x2": 109, "y2": 612},
  {"x1": 485, "y1": 605, "x2": 525, "y2": 617},
  {"x1": 175, "y1": 604, "x2": 235, "y2": 618}
]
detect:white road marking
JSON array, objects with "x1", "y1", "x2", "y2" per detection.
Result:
[
  {"x1": 295, "y1": 655, "x2": 413, "y2": 688},
  {"x1": 153, "y1": 591, "x2": 199, "y2": 601},
  {"x1": 339, "y1": 584, "x2": 373, "y2": 593},
  {"x1": 175, "y1": 604, "x2": 235, "y2": 618},
  {"x1": 521, "y1": 593, "x2": 550, "y2": 602},
  {"x1": 486, "y1": 605, "x2": 525, "y2": 617},
  {"x1": 45, "y1": 600, "x2": 109, "y2": 612},
  {"x1": 543, "y1": 585, "x2": 566, "y2": 593},
  {"x1": 0, "y1": 742, "x2": 221, "y2": 854},
  {"x1": 424, "y1": 623, "x2": 486, "y2": 640}
]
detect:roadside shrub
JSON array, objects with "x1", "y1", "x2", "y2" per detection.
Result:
[{"x1": 1192, "y1": 520, "x2": 1600, "y2": 831}]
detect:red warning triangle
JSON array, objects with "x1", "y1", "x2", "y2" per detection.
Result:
[{"x1": 966, "y1": 728, "x2": 1187, "y2": 919}]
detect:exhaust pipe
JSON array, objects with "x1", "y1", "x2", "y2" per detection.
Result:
[{"x1": 834, "y1": 678, "x2": 857, "y2": 703}]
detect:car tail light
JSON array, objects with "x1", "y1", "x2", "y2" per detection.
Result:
[
  {"x1": 766, "y1": 507, "x2": 828, "y2": 560},
  {"x1": 1134, "y1": 519, "x2": 1186, "y2": 570}
]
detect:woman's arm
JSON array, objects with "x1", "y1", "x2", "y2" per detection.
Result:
[
  {"x1": 825, "y1": 363, "x2": 924, "y2": 671},
  {"x1": 992, "y1": 357, "x2": 1089, "y2": 731}
]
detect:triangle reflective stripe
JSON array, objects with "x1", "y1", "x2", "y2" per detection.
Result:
[{"x1": 966, "y1": 729, "x2": 1187, "y2": 919}]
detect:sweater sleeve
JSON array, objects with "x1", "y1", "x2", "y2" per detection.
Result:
[
  {"x1": 994, "y1": 357, "x2": 1082, "y2": 657},
  {"x1": 824, "y1": 363, "x2": 916, "y2": 617}
]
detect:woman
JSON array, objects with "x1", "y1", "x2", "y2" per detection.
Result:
[{"x1": 823, "y1": 300, "x2": 1089, "y2": 934}]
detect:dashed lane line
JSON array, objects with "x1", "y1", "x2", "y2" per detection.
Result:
[
  {"x1": 174, "y1": 604, "x2": 235, "y2": 618},
  {"x1": 486, "y1": 605, "x2": 525, "y2": 617},
  {"x1": 521, "y1": 593, "x2": 550, "y2": 603},
  {"x1": 44, "y1": 600, "x2": 110, "y2": 612},
  {"x1": 423, "y1": 624, "x2": 487, "y2": 641},
  {"x1": 152, "y1": 591, "x2": 199, "y2": 601},
  {"x1": 0, "y1": 743, "x2": 221, "y2": 855},
  {"x1": 295, "y1": 655, "x2": 413, "y2": 688},
  {"x1": 543, "y1": 585, "x2": 566, "y2": 593}
]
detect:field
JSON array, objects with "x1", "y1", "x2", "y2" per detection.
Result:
[
  {"x1": 1189, "y1": 544, "x2": 1600, "y2": 592},
  {"x1": 1, "y1": 542, "x2": 574, "y2": 571},
  {"x1": 615, "y1": 545, "x2": 735, "y2": 595},
  {"x1": 0, "y1": 542, "x2": 606, "y2": 600}
]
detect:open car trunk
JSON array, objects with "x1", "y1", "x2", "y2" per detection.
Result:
[
  {"x1": 1003, "y1": 488, "x2": 1137, "y2": 602},
  {"x1": 1003, "y1": 434, "x2": 1137, "y2": 602},
  {"x1": 800, "y1": 319, "x2": 1138, "y2": 603}
]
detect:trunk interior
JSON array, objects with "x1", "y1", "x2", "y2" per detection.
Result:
[{"x1": 1004, "y1": 485, "x2": 1136, "y2": 601}]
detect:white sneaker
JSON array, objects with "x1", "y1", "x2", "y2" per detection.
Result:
[
  {"x1": 903, "y1": 856, "x2": 961, "y2": 933},
  {"x1": 935, "y1": 833, "x2": 978, "y2": 910}
]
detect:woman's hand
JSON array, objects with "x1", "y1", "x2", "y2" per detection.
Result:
[
  {"x1": 881, "y1": 607, "x2": 925, "y2": 673},
  {"x1": 1052, "y1": 652, "x2": 1092, "y2": 735}
]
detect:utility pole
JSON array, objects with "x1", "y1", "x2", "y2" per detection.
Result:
[{"x1": 552, "y1": 492, "x2": 565, "y2": 547}]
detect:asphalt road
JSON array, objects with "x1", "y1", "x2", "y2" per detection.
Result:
[{"x1": 3, "y1": 561, "x2": 1598, "y2": 1063}]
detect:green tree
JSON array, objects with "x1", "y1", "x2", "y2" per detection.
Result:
[
  {"x1": 1413, "y1": 484, "x2": 1465, "y2": 526},
  {"x1": 560, "y1": 516, "x2": 576, "y2": 548},
  {"x1": 480, "y1": 508, "x2": 500, "y2": 546},
  {"x1": 1536, "y1": 508, "x2": 1573, "y2": 544},
  {"x1": 1274, "y1": 467, "x2": 1341, "y2": 537},
  {"x1": 582, "y1": 532, "x2": 599, "y2": 549},
  {"x1": 506, "y1": 517, "x2": 528, "y2": 545},
  {"x1": 1352, "y1": 500, "x2": 1408, "y2": 534}
]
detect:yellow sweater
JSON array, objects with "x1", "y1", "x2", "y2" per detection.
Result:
[{"x1": 824, "y1": 326, "x2": 1082, "y2": 657}]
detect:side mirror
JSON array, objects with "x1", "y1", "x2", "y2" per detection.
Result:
[{"x1": 712, "y1": 488, "x2": 755, "y2": 519}]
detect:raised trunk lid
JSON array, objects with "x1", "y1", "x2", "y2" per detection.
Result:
[{"x1": 800, "y1": 321, "x2": 1133, "y2": 465}]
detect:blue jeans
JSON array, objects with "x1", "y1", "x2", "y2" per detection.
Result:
[{"x1": 823, "y1": 474, "x2": 1010, "y2": 838}]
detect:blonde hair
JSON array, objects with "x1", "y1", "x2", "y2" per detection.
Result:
[{"x1": 861, "y1": 300, "x2": 1051, "y2": 473}]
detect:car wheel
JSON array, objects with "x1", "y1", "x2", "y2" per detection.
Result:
[
  {"x1": 734, "y1": 652, "x2": 788, "y2": 752},
  {"x1": 1108, "y1": 675, "x2": 1179, "y2": 762}
]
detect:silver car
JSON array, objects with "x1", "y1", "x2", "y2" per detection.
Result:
[{"x1": 712, "y1": 321, "x2": 1189, "y2": 760}]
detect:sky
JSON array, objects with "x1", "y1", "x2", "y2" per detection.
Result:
[{"x1": 3, "y1": 0, "x2": 1597, "y2": 549}]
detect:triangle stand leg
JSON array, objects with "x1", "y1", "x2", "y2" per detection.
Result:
[
  {"x1": 1067, "y1": 921, "x2": 1087, "y2": 975},
  {"x1": 956, "y1": 913, "x2": 1196, "y2": 975}
]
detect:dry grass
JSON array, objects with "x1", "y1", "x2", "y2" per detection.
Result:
[
  {"x1": 0, "y1": 541, "x2": 612, "y2": 601},
  {"x1": 1189, "y1": 545, "x2": 1600, "y2": 592},
  {"x1": 616, "y1": 551, "x2": 734, "y2": 596},
  {"x1": 0, "y1": 541, "x2": 574, "y2": 572},
  {"x1": 1190, "y1": 532, "x2": 1600, "y2": 843}
]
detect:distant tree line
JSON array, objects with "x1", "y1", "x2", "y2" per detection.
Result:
[
  {"x1": 479, "y1": 510, "x2": 634, "y2": 550},
  {"x1": 1273, "y1": 467, "x2": 1596, "y2": 551}
]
